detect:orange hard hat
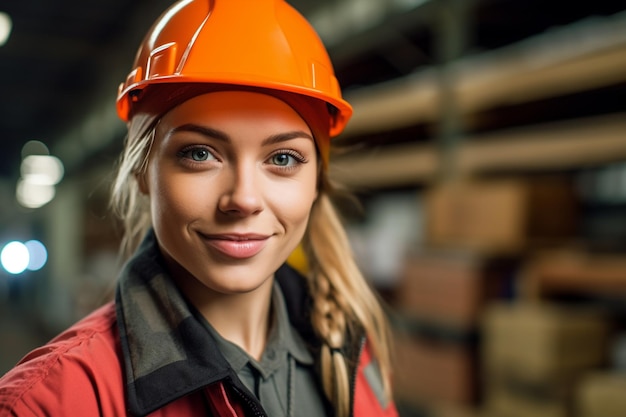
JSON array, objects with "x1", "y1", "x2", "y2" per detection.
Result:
[{"x1": 116, "y1": 0, "x2": 352, "y2": 138}]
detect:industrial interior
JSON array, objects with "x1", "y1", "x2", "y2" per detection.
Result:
[{"x1": 1, "y1": 1, "x2": 626, "y2": 416}]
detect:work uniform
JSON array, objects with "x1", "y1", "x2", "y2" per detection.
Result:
[{"x1": 0, "y1": 231, "x2": 398, "y2": 417}]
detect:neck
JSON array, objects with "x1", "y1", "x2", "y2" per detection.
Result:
[
  {"x1": 201, "y1": 282, "x2": 274, "y2": 360},
  {"x1": 172, "y1": 267, "x2": 275, "y2": 361}
]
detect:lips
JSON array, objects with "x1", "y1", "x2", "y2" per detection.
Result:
[{"x1": 199, "y1": 233, "x2": 270, "y2": 259}]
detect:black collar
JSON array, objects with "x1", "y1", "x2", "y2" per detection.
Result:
[{"x1": 115, "y1": 230, "x2": 317, "y2": 416}]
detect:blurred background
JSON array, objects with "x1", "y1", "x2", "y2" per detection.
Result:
[{"x1": 1, "y1": 1, "x2": 626, "y2": 416}]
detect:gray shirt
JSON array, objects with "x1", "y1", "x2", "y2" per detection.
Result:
[{"x1": 202, "y1": 283, "x2": 328, "y2": 417}]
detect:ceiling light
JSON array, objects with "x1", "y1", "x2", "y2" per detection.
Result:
[
  {"x1": 1, "y1": 241, "x2": 29, "y2": 275},
  {"x1": 21, "y1": 140, "x2": 50, "y2": 158},
  {"x1": 16, "y1": 180, "x2": 56, "y2": 209},
  {"x1": 21, "y1": 155, "x2": 65, "y2": 185},
  {"x1": 0, "y1": 12, "x2": 12, "y2": 46},
  {"x1": 25, "y1": 240, "x2": 47, "y2": 271}
]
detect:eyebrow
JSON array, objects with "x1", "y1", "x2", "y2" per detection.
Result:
[
  {"x1": 170, "y1": 124, "x2": 229, "y2": 142},
  {"x1": 170, "y1": 123, "x2": 314, "y2": 146}
]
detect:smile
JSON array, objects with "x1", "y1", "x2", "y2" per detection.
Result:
[{"x1": 199, "y1": 233, "x2": 270, "y2": 259}]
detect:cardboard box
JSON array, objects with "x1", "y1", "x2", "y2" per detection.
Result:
[
  {"x1": 483, "y1": 384, "x2": 568, "y2": 417},
  {"x1": 428, "y1": 403, "x2": 481, "y2": 417},
  {"x1": 482, "y1": 302, "x2": 609, "y2": 382},
  {"x1": 425, "y1": 178, "x2": 578, "y2": 254},
  {"x1": 393, "y1": 330, "x2": 476, "y2": 408},
  {"x1": 576, "y1": 372, "x2": 626, "y2": 417},
  {"x1": 395, "y1": 250, "x2": 512, "y2": 328},
  {"x1": 520, "y1": 250, "x2": 626, "y2": 299},
  {"x1": 483, "y1": 370, "x2": 581, "y2": 416}
]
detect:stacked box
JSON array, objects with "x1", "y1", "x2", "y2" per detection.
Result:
[
  {"x1": 393, "y1": 329, "x2": 476, "y2": 409},
  {"x1": 392, "y1": 250, "x2": 514, "y2": 412},
  {"x1": 428, "y1": 403, "x2": 482, "y2": 417},
  {"x1": 482, "y1": 302, "x2": 608, "y2": 380},
  {"x1": 520, "y1": 250, "x2": 626, "y2": 299},
  {"x1": 425, "y1": 178, "x2": 578, "y2": 254},
  {"x1": 576, "y1": 372, "x2": 626, "y2": 417},
  {"x1": 482, "y1": 385, "x2": 568, "y2": 417},
  {"x1": 395, "y1": 250, "x2": 511, "y2": 329},
  {"x1": 481, "y1": 302, "x2": 609, "y2": 417}
]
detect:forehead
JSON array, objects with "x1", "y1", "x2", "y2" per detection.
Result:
[{"x1": 158, "y1": 90, "x2": 310, "y2": 131}]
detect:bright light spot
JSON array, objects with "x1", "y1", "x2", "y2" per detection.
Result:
[
  {"x1": 21, "y1": 140, "x2": 50, "y2": 159},
  {"x1": 21, "y1": 155, "x2": 64, "y2": 185},
  {"x1": 0, "y1": 12, "x2": 11, "y2": 46},
  {"x1": 16, "y1": 180, "x2": 56, "y2": 208},
  {"x1": 1, "y1": 241, "x2": 30, "y2": 275},
  {"x1": 16, "y1": 149, "x2": 64, "y2": 209},
  {"x1": 25, "y1": 240, "x2": 47, "y2": 271}
]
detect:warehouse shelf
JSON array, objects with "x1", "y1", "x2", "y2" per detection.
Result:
[
  {"x1": 331, "y1": 113, "x2": 626, "y2": 188},
  {"x1": 340, "y1": 10, "x2": 626, "y2": 139}
]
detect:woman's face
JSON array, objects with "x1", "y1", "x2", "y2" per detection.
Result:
[{"x1": 142, "y1": 91, "x2": 318, "y2": 296}]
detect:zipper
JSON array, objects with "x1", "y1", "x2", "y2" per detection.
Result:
[{"x1": 230, "y1": 383, "x2": 267, "y2": 417}]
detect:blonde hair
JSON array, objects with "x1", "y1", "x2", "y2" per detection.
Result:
[
  {"x1": 111, "y1": 112, "x2": 393, "y2": 417},
  {"x1": 304, "y1": 176, "x2": 393, "y2": 417},
  {"x1": 110, "y1": 113, "x2": 155, "y2": 256}
]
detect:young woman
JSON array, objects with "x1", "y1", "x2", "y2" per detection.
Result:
[{"x1": 0, "y1": 1, "x2": 398, "y2": 416}]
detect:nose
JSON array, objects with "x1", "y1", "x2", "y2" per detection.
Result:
[{"x1": 217, "y1": 162, "x2": 264, "y2": 217}]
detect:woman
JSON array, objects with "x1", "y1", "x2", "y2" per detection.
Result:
[{"x1": 0, "y1": 1, "x2": 398, "y2": 416}]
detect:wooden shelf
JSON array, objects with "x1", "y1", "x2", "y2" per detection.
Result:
[
  {"x1": 341, "y1": 12, "x2": 626, "y2": 138},
  {"x1": 521, "y1": 251, "x2": 626, "y2": 299},
  {"x1": 330, "y1": 113, "x2": 626, "y2": 188}
]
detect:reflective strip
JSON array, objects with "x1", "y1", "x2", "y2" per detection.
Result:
[{"x1": 363, "y1": 359, "x2": 388, "y2": 409}]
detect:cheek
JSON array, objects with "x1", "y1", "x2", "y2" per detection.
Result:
[
  {"x1": 148, "y1": 167, "x2": 206, "y2": 223},
  {"x1": 271, "y1": 175, "x2": 318, "y2": 227}
]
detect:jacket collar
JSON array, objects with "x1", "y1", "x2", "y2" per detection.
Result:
[{"x1": 115, "y1": 230, "x2": 316, "y2": 416}]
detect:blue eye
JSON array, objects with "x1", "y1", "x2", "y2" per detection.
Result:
[
  {"x1": 271, "y1": 153, "x2": 293, "y2": 166},
  {"x1": 269, "y1": 151, "x2": 306, "y2": 168},
  {"x1": 191, "y1": 148, "x2": 210, "y2": 161},
  {"x1": 178, "y1": 146, "x2": 216, "y2": 162}
]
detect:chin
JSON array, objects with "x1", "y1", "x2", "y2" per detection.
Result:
[{"x1": 197, "y1": 263, "x2": 276, "y2": 294}]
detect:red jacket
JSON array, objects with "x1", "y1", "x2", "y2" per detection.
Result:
[{"x1": 0, "y1": 232, "x2": 398, "y2": 417}]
